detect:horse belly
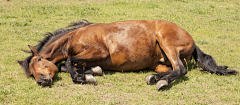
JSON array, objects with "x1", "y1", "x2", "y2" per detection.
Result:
[
  {"x1": 101, "y1": 22, "x2": 164, "y2": 71},
  {"x1": 89, "y1": 54, "x2": 162, "y2": 71},
  {"x1": 102, "y1": 39, "x2": 162, "y2": 71},
  {"x1": 83, "y1": 21, "x2": 164, "y2": 71}
]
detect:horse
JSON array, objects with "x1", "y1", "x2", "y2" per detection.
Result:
[{"x1": 18, "y1": 20, "x2": 237, "y2": 90}]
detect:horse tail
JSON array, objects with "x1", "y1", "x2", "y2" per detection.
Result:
[{"x1": 192, "y1": 45, "x2": 238, "y2": 75}]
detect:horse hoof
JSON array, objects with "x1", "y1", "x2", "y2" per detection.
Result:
[
  {"x1": 91, "y1": 66, "x2": 103, "y2": 76},
  {"x1": 145, "y1": 74, "x2": 156, "y2": 85},
  {"x1": 85, "y1": 74, "x2": 96, "y2": 84},
  {"x1": 156, "y1": 80, "x2": 168, "y2": 90}
]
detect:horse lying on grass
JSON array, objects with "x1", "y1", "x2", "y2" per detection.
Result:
[{"x1": 18, "y1": 20, "x2": 237, "y2": 90}]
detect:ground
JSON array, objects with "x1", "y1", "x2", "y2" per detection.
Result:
[{"x1": 0, "y1": 0, "x2": 240, "y2": 104}]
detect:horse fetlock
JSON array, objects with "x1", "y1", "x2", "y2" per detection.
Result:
[
  {"x1": 85, "y1": 74, "x2": 96, "y2": 85},
  {"x1": 91, "y1": 66, "x2": 103, "y2": 76},
  {"x1": 65, "y1": 58, "x2": 72, "y2": 68},
  {"x1": 156, "y1": 80, "x2": 168, "y2": 90},
  {"x1": 73, "y1": 74, "x2": 86, "y2": 84},
  {"x1": 145, "y1": 74, "x2": 156, "y2": 85},
  {"x1": 59, "y1": 64, "x2": 68, "y2": 72}
]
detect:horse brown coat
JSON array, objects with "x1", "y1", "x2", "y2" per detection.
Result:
[{"x1": 18, "y1": 20, "x2": 236, "y2": 89}]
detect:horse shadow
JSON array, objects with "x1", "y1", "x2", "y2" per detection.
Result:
[
  {"x1": 52, "y1": 73, "x2": 62, "y2": 84},
  {"x1": 103, "y1": 60, "x2": 198, "y2": 90},
  {"x1": 160, "y1": 61, "x2": 198, "y2": 90},
  {"x1": 99, "y1": 69, "x2": 191, "y2": 91},
  {"x1": 54, "y1": 60, "x2": 198, "y2": 90}
]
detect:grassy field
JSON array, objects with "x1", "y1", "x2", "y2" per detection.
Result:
[{"x1": 1, "y1": 0, "x2": 240, "y2": 104}]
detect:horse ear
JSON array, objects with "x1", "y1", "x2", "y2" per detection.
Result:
[
  {"x1": 28, "y1": 45, "x2": 39, "y2": 56},
  {"x1": 18, "y1": 61, "x2": 23, "y2": 66}
]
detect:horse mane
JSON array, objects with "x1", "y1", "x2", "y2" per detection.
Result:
[{"x1": 20, "y1": 19, "x2": 93, "y2": 77}]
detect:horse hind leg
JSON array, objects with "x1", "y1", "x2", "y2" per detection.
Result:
[
  {"x1": 145, "y1": 64, "x2": 172, "y2": 85},
  {"x1": 154, "y1": 43, "x2": 189, "y2": 90},
  {"x1": 157, "y1": 56, "x2": 187, "y2": 90}
]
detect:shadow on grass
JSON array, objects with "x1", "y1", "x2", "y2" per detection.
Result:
[
  {"x1": 184, "y1": 60, "x2": 198, "y2": 72},
  {"x1": 159, "y1": 75, "x2": 189, "y2": 91},
  {"x1": 103, "y1": 69, "x2": 154, "y2": 75},
  {"x1": 52, "y1": 60, "x2": 198, "y2": 89},
  {"x1": 52, "y1": 73, "x2": 62, "y2": 84},
  {"x1": 103, "y1": 60, "x2": 198, "y2": 76}
]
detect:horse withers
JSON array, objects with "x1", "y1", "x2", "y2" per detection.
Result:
[{"x1": 18, "y1": 20, "x2": 237, "y2": 90}]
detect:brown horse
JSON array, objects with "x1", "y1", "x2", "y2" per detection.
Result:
[{"x1": 18, "y1": 20, "x2": 237, "y2": 90}]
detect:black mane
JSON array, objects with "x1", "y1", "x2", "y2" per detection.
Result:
[{"x1": 20, "y1": 19, "x2": 93, "y2": 77}]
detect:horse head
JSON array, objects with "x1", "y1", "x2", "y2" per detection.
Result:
[{"x1": 18, "y1": 45, "x2": 58, "y2": 86}]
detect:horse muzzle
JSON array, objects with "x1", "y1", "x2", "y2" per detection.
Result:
[
  {"x1": 37, "y1": 79, "x2": 52, "y2": 86},
  {"x1": 37, "y1": 74, "x2": 52, "y2": 86}
]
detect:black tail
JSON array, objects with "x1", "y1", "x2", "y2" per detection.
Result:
[{"x1": 192, "y1": 45, "x2": 238, "y2": 75}]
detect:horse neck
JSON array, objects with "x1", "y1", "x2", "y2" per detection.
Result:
[{"x1": 39, "y1": 34, "x2": 72, "y2": 63}]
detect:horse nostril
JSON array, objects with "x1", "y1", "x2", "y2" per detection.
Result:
[
  {"x1": 37, "y1": 79, "x2": 51, "y2": 86},
  {"x1": 39, "y1": 74, "x2": 45, "y2": 79},
  {"x1": 37, "y1": 81, "x2": 42, "y2": 85}
]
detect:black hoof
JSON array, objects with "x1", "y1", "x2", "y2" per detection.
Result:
[
  {"x1": 145, "y1": 74, "x2": 156, "y2": 85},
  {"x1": 156, "y1": 80, "x2": 168, "y2": 90},
  {"x1": 91, "y1": 66, "x2": 103, "y2": 76}
]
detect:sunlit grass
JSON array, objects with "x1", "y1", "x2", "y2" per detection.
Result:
[{"x1": 0, "y1": 0, "x2": 239, "y2": 104}]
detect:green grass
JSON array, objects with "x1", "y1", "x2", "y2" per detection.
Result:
[{"x1": 1, "y1": 0, "x2": 240, "y2": 104}]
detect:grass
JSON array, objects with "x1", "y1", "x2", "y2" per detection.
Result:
[{"x1": 1, "y1": 0, "x2": 240, "y2": 104}]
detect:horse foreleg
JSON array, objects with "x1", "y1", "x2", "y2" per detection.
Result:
[
  {"x1": 59, "y1": 63, "x2": 103, "y2": 76},
  {"x1": 65, "y1": 58, "x2": 86, "y2": 84},
  {"x1": 59, "y1": 64, "x2": 69, "y2": 72},
  {"x1": 65, "y1": 49, "x2": 109, "y2": 84}
]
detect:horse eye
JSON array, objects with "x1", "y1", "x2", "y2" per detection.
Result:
[{"x1": 38, "y1": 58, "x2": 41, "y2": 61}]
